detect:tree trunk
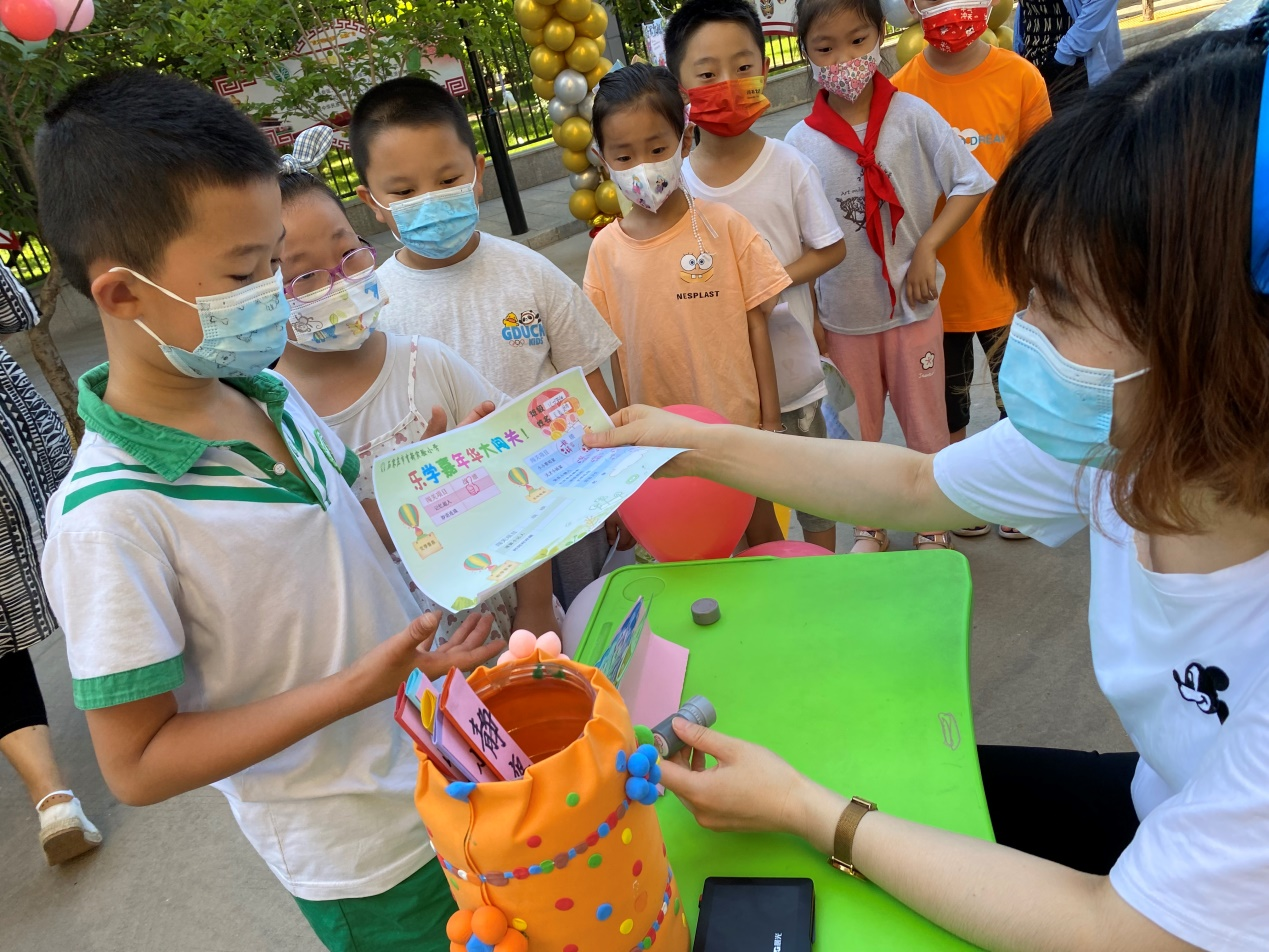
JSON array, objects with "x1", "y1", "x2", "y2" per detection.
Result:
[{"x1": 30, "y1": 254, "x2": 84, "y2": 446}]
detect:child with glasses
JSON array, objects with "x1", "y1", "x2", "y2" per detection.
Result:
[{"x1": 273, "y1": 127, "x2": 556, "y2": 645}]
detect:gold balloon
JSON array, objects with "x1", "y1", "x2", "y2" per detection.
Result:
[
  {"x1": 988, "y1": 0, "x2": 1014, "y2": 30},
  {"x1": 595, "y1": 179, "x2": 621, "y2": 216},
  {"x1": 575, "y1": 2, "x2": 608, "y2": 38},
  {"x1": 556, "y1": 0, "x2": 592, "y2": 23},
  {"x1": 530, "y1": 44, "x2": 567, "y2": 81},
  {"x1": 595, "y1": 35, "x2": 606, "y2": 55},
  {"x1": 521, "y1": 26, "x2": 545, "y2": 45},
  {"x1": 561, "y1": 148, "x2": 592, "y2": 173},
  {"x1": 565, "y1": 37, "x2": 601, "y2": 72},
  {"x1": 981, "y1": 27, "x2": 999, "y2": 46},
  {"x1": 532, "y1": 76, "x2": 556, "y2": 100},
  {"x1": 569, "y1": 188, "x2": 599, "y2": 221},
  {"x1": 584, "y1": 57, "x2": 613, "y2": 89},
  {"x1": 513, "y1": 0, "x2": 552, "y2": 29},
  {"x1": 995, "y1": 24, "x2": 1014, "y2": 48},
  {"x1": 896, "y1": 24, "x2": 927, "y2": 66},
  {"x1": 558, "y1": 115, "x2": 593, "y2": 152},
  {"x1": 543, "y1": 16, "x2": 576, "y2": 52}
]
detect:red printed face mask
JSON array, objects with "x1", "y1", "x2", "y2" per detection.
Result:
[
  {"x1": 686, "y1": 75, "x2": 771, "y2": 137},
  {"x1": 918, "y1": 0, "x2": 992, "y2": 54}
]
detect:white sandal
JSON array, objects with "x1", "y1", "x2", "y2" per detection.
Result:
[{"x1": 37, "y1": 790, "x2": 102, "y2": 866}]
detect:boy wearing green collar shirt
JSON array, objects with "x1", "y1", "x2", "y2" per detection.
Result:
[{"x1": 35, "y1": 70, "x2": 503, "y2": 951}]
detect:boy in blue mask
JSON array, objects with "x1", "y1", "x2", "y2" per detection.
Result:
[
  {"x1": 36, "y1": 70, "x2": 504, "y2": 952},
  {"x1": 351, "y1": 77, "x2": 625, "y2": 606}
]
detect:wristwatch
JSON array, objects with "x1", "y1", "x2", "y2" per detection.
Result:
[{"x1": 828, "y1": 796, "x2": 877, "y2": 880}]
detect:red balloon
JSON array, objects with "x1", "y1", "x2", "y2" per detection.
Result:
[
  {"x1": 738, "y1": 540, "x2": 835, "y2": 559},
  {"x1": 0, "y1": 0, "x2": 56, "y2": 40},
  {"x1": 618, "y1": 405, "x2": 756, "y2": 563}
]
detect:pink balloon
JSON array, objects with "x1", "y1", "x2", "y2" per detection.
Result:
[
  {"x1": 0, "y1": 0, "x2": 56, "y2": 41},
  {"x1": 49, "y1": 0, "x2": 92, "y2": 31},
  {"x1": 618, "y1": 405, "x2": 756, "y2": 563},
  {"x1": 737, "y1": 540, "x2": 835, "y2": 559}
]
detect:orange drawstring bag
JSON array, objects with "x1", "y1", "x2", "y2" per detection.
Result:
[{"x1": 414, "y1": 653, "x2": 690, "y2": 952}]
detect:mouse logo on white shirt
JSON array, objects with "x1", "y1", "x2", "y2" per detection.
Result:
[{"x1": 1173, "y1": 662, "x2": 1230, "y2": 723}]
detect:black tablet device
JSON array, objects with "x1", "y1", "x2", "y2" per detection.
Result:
[{"x1": 693, "y1": 877, "x2": 816, "y2": 952}]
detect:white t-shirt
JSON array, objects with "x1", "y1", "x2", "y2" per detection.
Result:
[
  {"x1": 43, "y1": 365, "x2": 431, "y2": 902},
  {"x1": 785, "y1": 93, "x2": 994, "y2": 335},
  {"x1": 934, "y1": 420, "x2": 1269, "y2": 951},
  {"x1": 683, "y1": 138, "x2": 845, "y2": 412},
  {"x1": 376, "y1": 233, "x2": 620, "y2": 397}
]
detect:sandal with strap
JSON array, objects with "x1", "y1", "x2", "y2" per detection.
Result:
[
  {"x1": 998, "y1": 525, "x2": 1030, "y2": 540},
  {"x1": 851, "y1": 527, "x2": 890, "y2": 554},
  {"x1": 37, "y1": 790, "x2": 102, "y2": 866},
  {"x1": 951, "y1": 524, "x2": 991, "y2": 538},
  {"x1": 915, "y1": 531, "x2": 955, "y2": 551}
]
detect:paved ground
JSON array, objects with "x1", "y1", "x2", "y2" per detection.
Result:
[{"x1": 1, "y1": 6, "x2": 1231, "y2": 942}]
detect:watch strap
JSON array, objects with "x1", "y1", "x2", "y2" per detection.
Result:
[{"x1": 828, "y1": 796, "x2": 876, "y2": 880}]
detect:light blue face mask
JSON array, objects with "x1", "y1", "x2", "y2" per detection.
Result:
[
  {"x1": 999, "y1": 312, "x2": 1149, "y2": 467},
  {"x1": 371, "y1": 169, "x2": 480, "y2": 260},
  {"x1": 113, "y1": 268, "x2": 290, "y2": 379}
]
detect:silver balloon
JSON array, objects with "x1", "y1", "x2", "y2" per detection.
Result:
[
  {"x1": 577, "y1": 89, "x2": 596, "y2": 122},
  {"x1": 569, "y1": 168, "x2": 601, "y2": 191},
  {"x1": 554, "y1": 68, "x2": 589, "y2": 106},
  {"x1": 547, "y1": 97, "x2": 578, "y2": 124},
  {"x1": 585, "y1": 139, "x2": 604, "y2": 168},
  {"x1": 882, "y1": 0, "x2": 918, "y2": 28}
]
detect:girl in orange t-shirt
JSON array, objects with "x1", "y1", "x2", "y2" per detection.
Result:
[{"x1": 583, "y1": 63, "x2": 791, "y2": 544}]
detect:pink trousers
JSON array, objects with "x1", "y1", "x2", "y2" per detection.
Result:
[{"x1": 825, "y1": 312, "x2": 950, "y2": 455}]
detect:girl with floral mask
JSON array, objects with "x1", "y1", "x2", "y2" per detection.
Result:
[
  {"x1": 785, "y1": 0, "x2": 994, "y2": 553},
  {"x1": 582, "y1": 62, "x2": 794, "y2": 548},
  {"x1": 273, "y1": 129, "x2": 558, "y2": 646}
]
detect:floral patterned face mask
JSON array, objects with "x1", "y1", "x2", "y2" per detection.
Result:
[
  {"x1": 810, "y1": 41, "x2": 883, "y2": 102},
  {"x1": 606, "y1": 137, "x2": 685, "y2": 213}
]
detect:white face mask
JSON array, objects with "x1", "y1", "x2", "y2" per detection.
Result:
[
  {"x1": 606, "y1": 142, "x2": 685, "y2": 213},
  {"x1": 287, "y1": 273, "x2": 386, "y2": 353}
]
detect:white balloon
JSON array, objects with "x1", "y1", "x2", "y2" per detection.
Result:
[
  {"x1": 569, "y1": 168, "x2": 601, "y2": 191},
  {"x1": 882, "y1": 0, "x2": 919, "y2": 29},
  {"x1": 577, "y1": 89, "x2": 596, "y2": 121},
  {"x1": 547, "y1": 97, "x2": 578, "y2": 124},
  {"x1": 585, "y1": 139, "x2": 604, "y2": 168},
  {"x1": 554, "y1": 69, "x2": 589, "y2": 106}
]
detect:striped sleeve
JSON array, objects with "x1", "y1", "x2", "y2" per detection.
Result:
[{"x1": 41, "y1": 527, "x2": 186, "y2": 710}]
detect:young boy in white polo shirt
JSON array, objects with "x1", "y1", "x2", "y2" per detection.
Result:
[{"x1": 35, "y1": 71, "x2": 503, "y2": 952}]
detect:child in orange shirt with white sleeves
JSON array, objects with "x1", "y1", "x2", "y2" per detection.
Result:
[{"x1": 583, "y1": 63, "x2": 792, "y2": 545}]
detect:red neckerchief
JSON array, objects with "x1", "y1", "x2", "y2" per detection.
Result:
[{"x1": 805, "y1": 79, "x2": 905, "y2": 316}]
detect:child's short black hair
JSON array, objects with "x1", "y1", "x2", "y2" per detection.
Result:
[
  {"x1": 35, "y1": 70, "x2": 279, "y2": 298},
  {"x1": 795, "y1": 0, "x2": 885, "y2": 48},
  {"x1": 592, "y1": 64, "x2": 687, "y2": 151},
  {"x1": 349, "y1": 77, "x2": 479, "y2": 181},
  {"x1": 665, "y1": 0, "x2": 766, "y2": 80}
]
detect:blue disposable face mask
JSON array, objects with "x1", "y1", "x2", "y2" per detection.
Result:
[
  {"x1": 999, "y1": 312, "x2": 1149, "y2": 467},
  {"x1": 113, "y1": 268, "x2": 290, "y2": 379},
  {"x1": 371, "y1": 168, "x2": 480, "y2": 260}
]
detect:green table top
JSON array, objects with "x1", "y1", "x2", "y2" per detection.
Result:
[{"x1": 578, "y1": 552, "x2": 991, "y2": 951}]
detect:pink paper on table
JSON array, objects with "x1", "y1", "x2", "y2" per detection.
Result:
[{"x1": 618, "y1": 630, "x2": 689, "y2": 727}]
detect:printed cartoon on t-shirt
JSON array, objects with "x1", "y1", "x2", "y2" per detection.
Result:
[
  {"x1": 680, "y1": 251, "x2": 714, "y2": 283},
  {"x1": 500, "y1": 309, "x2": 546, "y2": 347},
  {"x1": 1173, "y1": 661, "x2": 1231, "y2": 723}
]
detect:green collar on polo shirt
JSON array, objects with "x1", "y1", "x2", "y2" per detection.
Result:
[{"x1": 77, "y1": 363, "x2": 293, "y2": 483}]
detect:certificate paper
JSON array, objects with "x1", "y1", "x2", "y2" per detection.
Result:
[{"x1": 374, "y1": 368, "x2": 684, "y2": 611}]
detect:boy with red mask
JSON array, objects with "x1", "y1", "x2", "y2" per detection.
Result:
[
  {"x1": 892, "y1": 0, "x2": 1050, "y2": 539},
  {"x1": 668, "y1": 0, "x2": 847, "y2": 552}
]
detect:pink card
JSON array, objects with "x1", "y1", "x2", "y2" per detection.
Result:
[
  {"x1": 394, "y1": 684, "x2": 461, "y2": 782},
  {"x1": 439, "y1": 667, "x2": 532, "y2": 781},
  {"x1": 419, "y1": 682, "x2": 495, "y2": 784},
  {"x1": 619, "y1": 632, "x2": 689, "y2": 728}
]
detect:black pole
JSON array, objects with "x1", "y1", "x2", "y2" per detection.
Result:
[{"x1": 461, "y1": 30, "x2": 528, "y2": 235}]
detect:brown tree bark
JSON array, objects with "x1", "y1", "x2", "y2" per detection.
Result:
[{"x1": 30, "y1": 253, "x2": 84, "y2": 446}]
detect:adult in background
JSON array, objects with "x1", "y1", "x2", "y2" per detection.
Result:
[
  {"x1": 1014, "y1": 0, "x2": 1123, "y2": 106},
  {"x1": 0, "y1": 258, "x2": 102, "y2": 864}
]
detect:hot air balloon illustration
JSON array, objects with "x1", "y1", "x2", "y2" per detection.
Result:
[
  {"x1": 463, "y1": 551, "x2": 523, "y2": 584},
  {"x1": 398, "y1": 503, "x2": 442, "y2": 560},
  {"x1": 507, "y1": 466, "x2": 551, "y2": 503}
]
